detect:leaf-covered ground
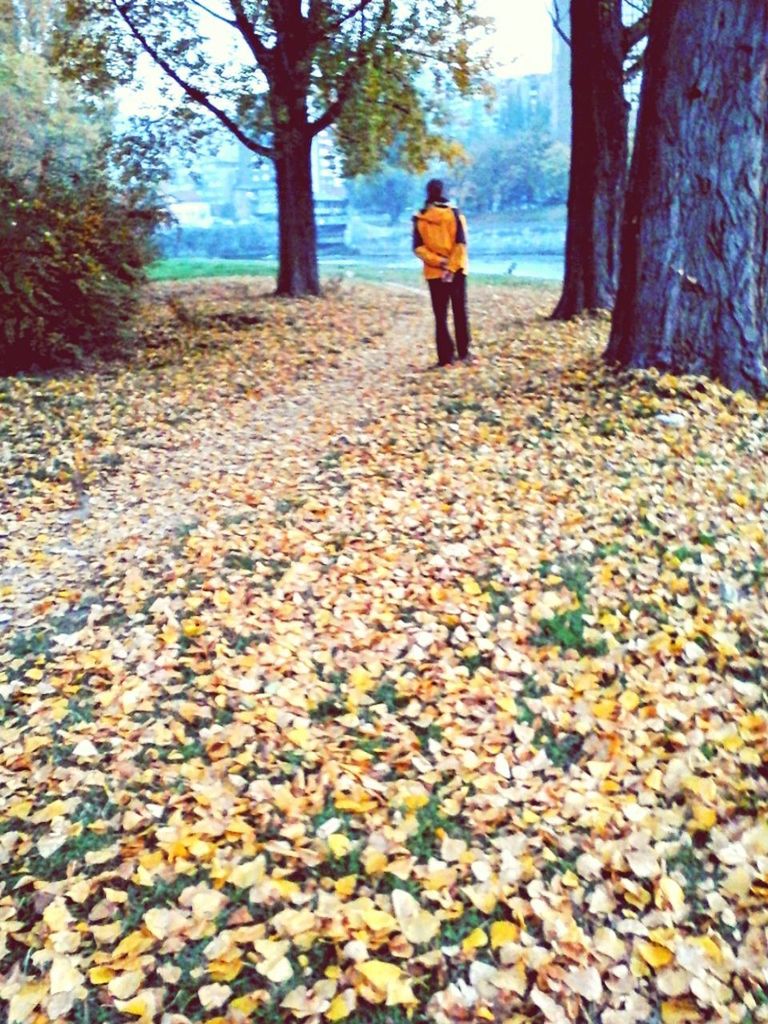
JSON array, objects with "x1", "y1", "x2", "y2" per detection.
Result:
[{"x1": 1, "y1": 278, "x2": 767, "y2": 1024}]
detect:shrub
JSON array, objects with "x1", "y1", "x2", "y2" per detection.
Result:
[
  {"x1": 0, "y1": 41, "x2": 168, "y2": 373},
  {"x1": 0, "y1": 158, "x2": 166, "y2": 373}
]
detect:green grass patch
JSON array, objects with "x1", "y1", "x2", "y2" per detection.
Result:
[
  {"x1": 538, "y1": 556, "x2": 592, "y2": 602},
  {"x1": 147, "y1": 257, "x2": 557, "y2": 289},
  {"x1": 533, "y1": 722, "x2": 585, "y2": 769},
  {"x1": 405, "y1": 793, "x2": 471, "y2": 861},
  {"x1": 147, "y1": 258, "x2": 277, "y2": 282},
  {"x1": 664, "y1": 838, "x2": 729, "y2": 936},
  {"x1": 533, "y1": 606, "x2": 607, "y2": 657},
  {"x1": 371, "y1": 680, "x2": 405, "y2": 712},
  {"x1": 9, "y1": 794, "x2": 120, "y2": 886}
]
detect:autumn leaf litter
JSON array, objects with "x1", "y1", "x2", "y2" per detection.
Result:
[{"x1": 1, "y1": 279, "x2": 767, "y2": 1024}]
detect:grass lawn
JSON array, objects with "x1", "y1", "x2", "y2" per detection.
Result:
[{"x1": 147, "y1": 257, "x2": 550, "y2": 290}]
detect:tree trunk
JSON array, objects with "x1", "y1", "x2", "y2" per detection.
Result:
[
  {"x1": 551, "y1": 0, "x2": 628, "y2": 319},
  {"x1": 267, "y1": 0, "x2": 320, "y2": 297},
  {"x1": 274, "y1": 126, "x2": 320, "y2": 297},
  {"x1": 606, "y1": 0, "x2": 768, "y2": 396}
]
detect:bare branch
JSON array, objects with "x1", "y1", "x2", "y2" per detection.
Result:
[
  {"x1": 323, "y1": 0, "x2": 377, "y2": 35},
  {"x1": 308, "y1": 58, "x2": 363, "y2": 136},
  {"x1": 549, "y1": 0, "x2": 571, "y2": 48},
  {"x1": 186, "y1": 0, "x2": 236, "y2": 28},
  {"x1": 622, "y1": 13, "x2": 649, "y2": 55},
  {"x1": 624, "y1": 53, "x2": 644, "y2": 83},
  {"x1": 394, "y1": 44, "x2": 478, "y2": 69},
  {"x1": 111, "y1": 1, "x2": 273, "y2": 158},
  {"x1": 228, "y1": 0, "x2": 274, "y2": 74}
]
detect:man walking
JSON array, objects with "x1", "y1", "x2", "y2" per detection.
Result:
[{"x1": 412, "y1": 178, "x2": 471, "y2": 367}]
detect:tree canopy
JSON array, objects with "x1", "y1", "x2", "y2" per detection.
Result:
[{"x1": 57, "y1": 0, "x2": 492, "y2": 294}]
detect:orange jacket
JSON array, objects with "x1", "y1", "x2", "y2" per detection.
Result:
[{"x1": 412, "y1": 202, "x2": 469, "y2": 280}]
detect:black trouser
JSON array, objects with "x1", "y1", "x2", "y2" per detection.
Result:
[{"x1": 427, "y1": 272, "x2": 470, "y2": 365}]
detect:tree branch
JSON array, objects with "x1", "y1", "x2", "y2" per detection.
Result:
[
  {"x1": 323, "y1": 0, "x2": 377, "y2": 34},
  {"x1": 111, "y1": 1, "x2": 274, "y2": 158},
  {"x1": 624, "y1": 53, "x2": 645, "y2": 83},
  {"x1": 308, "y1": 0, "x2": 392, "y2": 136},
  {"x1": 186, "y1": 0, "x2": 236, "y2": 28},
  {"x1": 396, "y1": 44, "x2": 480, "y2": 69},
  {"x1": 622, "y1": 13, "x2": 649, "y2": 55},
  {"x1": 549, "y1": 0, "x2": 571, "y2": 48},
  {"x1": 308, "y1": 57, "x2": 364, "y2": 136},
  {"x1": 228, "y1": 0, "x2": 274, "y2": 75}
]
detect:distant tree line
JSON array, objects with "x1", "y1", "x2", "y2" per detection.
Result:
[{"x1": 348, "y1": 86, "x2": 569, "y2": 226}]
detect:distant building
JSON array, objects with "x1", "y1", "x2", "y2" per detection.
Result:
[
  {"x1": 550, "y1": 7, "x2": 571, "y2": 146},
  {"x1": 166, "y1": 131, "x2": 347, "y2": 239},
  {"x1": 498, "y1": 74, "x2": 553, "y2": 133},
  {"x1": 313, "y1": 132, "x2": 345, "y2": 199},
  {"x1": 167, "y1": 201, "x2": 214, "y2": 228},
  {"x1": 166, "y1": 139, "x2": 259, "y2": 224},
  {"x1": 455, "y1": 91, "x2": 496, "y2": 139},
  {"x1": 163, "y1": 131, "x2": 348, "y2": 251}
]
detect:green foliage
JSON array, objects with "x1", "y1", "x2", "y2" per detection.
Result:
[
  {"x1": 56, "y1": 1, "x2": 492, "y2": 176},
  {"x1": 0, "y1": 46, "x2": 166, "y2": 372},
  {"x1": 54, "y1": 1, "x2": 492, "y2": 295},
  {"x1": 533, "y1": 606, "x2": 608, "y2": 657},
  {"x1": 0, "y1": 0, "x2": 62, "y2": 53},
  {"x1": 347, "y1": 165, "x2": 423, "y2": 224},
  {"x1": 328, "y1": 23, "x2": 483, "y2": 177},
  {"x1": 454, "y1": 131, "x2": 569, "y2": 212},
  {"x1": 0, "y1": 46, "x2": 102, "y2": 181},
  {"x1": 347, "y1": 82, "x2": 569, "y2": 219},
  {"x1": 0, "y1": 165, "x2": 163, "y2": 372}
]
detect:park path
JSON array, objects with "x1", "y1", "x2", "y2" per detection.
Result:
[
  {"x1": 1, "y1": 282, "x2": 436, "y2": 630},
  {"x1": 3, "y1": 277, "x2": 768, "y2": 1024}
]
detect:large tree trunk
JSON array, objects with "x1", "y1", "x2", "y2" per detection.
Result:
[
  {"x1": 606, "y1": 0, "x2": 768, "y2": 396},
  {"x1": 551, "y1": 0, "x2": 628, "y2": 319},
  {"x1": 274, "y1": 125, "x2": 320, "y2": 297},
  {"x1": 269, "y1": 1, "x2": 320, "y2": 299}
]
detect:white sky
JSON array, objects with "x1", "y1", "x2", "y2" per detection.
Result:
[
  {"x1": 478, "y1": 0, "x2": 553, "y2": 77},
  {"x1": 122, "y1": 0, "x2": 554, "y2": 114}
]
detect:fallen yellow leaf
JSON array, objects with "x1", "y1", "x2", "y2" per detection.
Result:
[
  {"x1": 490, "y1": 920, "x2": 519, "y2": 949},
  {"x1": 461, "y1": 927, "x2": 488, "y2": 954}
]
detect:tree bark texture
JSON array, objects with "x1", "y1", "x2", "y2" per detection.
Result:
[
  {"x1": 606, "y1": 0, "x2": 768, "y2": 396},
  {"x1": 551, "y1": 0, "x2": 628, "y2": 319},
  {"x1": 269, "y1": 3, "x2": 320, "y2": 298},
  {"x1": 274, "y1": 127, "x2": 320, "y2": 297}
]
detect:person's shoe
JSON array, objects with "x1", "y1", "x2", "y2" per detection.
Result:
[{"x1": 458, "y1": 354, "x2": 476, "y2": 365}]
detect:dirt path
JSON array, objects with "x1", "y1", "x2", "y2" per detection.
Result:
[{"x1": 1, "y1": 282, "x2": 435, "y2": 630}]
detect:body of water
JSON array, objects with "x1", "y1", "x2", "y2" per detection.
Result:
[{"x1": 466, "y1": 255, "x2": 563, "y2": 280}]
